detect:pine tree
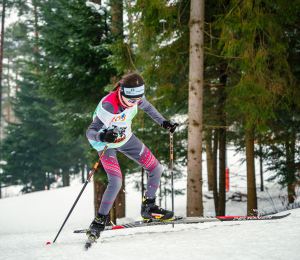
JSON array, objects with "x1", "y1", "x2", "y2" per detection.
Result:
[
  {"x1": 1, "y1": 18, "x2": 88, "y2": 193},
  {"x1": 2, "y1": 70, "x2": 87, "y2": 192},
  {"x1": 217, "y1": 0, "x2": 299, "y2": 215},
  {"x1": 35, "y1": 0, "x2": 143, "y2": 220},
  {"x1": 264, "y1": 108, "x2": 300, "y2": 205},
  {"x1": 186, "y1": 0, "x2": 205, "y2": 217},
  {"x1": 36, "y1": 0, "x2": 116, "y2": 139}
]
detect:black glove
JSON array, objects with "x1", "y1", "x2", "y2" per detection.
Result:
[
  {"x1": 99, "y1": 128, "x2": 118, "y2": 143},
  {"x1": 161, "y1": 120, "x2": 179, "y2": 133}
]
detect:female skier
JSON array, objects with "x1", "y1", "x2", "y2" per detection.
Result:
[{"x1": 86, "y1": 73, "x2": 178, "y2": 240}]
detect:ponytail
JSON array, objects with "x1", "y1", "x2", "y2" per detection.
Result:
[{"x1": 111, "y1": 81, "x2": 121, "y2": 92}]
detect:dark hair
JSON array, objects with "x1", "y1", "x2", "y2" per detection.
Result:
[{"x1": 112, "y1": 73, "x2": 144, "y2": 92}]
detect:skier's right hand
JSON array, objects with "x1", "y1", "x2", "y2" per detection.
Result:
[
  {"x1": 162, "y1": 120, "x2": 179, "y2": 133},
  {"x1": 99, "y1": 129, "x2": 118, "y2": 143}
]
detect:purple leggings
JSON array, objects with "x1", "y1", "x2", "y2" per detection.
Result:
[{"x1": 97, "y1": 134, "x2": 162, "y2": 215}]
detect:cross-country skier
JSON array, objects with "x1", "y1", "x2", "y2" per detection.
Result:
[{"x1": 85, "y1": 73, "x2": 178, "y2": 241}]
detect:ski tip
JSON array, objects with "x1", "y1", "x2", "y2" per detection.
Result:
[
  {"x1": 84, "y1": 236, "x2": 96, "y2": 250},
  {"x1": 276, "y1": 212, "x2": 291, "y2": 218},
  {"x1": 85, "y1": 242, "x2": 93, "y2": 250},
  {"x1": 217, "y1": 212, "x2": 291, "y2": 221}
]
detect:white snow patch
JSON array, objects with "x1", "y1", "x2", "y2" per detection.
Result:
[
  {"x1": 1, "y1": 145, "x2": 300, "y2": 259},
  {"x1": 86, "y1": 1, "x2": 105, "y2": 15},
  {"x1": 0, "y1": 183, "x2": 299, "y2": 259}
]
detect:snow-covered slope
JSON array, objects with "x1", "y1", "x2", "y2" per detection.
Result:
[{"x1": 0, "y1": 182, "x2": 299, "y2": 260}]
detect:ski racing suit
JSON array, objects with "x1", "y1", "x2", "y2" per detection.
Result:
[{"x1": 86, "y1": 90, "x2": 166, "y2": 215}]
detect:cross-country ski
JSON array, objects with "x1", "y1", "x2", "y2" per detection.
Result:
[{"x1": 74, "y1": 213, "x2": 291, "y2": 234}]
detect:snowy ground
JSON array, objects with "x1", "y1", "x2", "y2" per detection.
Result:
[
  {"x1": 0, "y1": 183, "x2": 299, "y2": 260},
  {"x1": 1, "y1": 147, "x2": 300, "y2": 259}
]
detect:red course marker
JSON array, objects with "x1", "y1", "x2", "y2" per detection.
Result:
[{"x1": 46, "y1": 242, "x2": 51, "y2": 245}]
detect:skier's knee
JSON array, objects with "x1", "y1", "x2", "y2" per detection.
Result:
[
  {"x1": 148, "y1": 162, "x2": 163, "y2": 178},
  {"x1": 156, "y1": 163, "x2": 163, "y2": 176},
  {"x1": 113, "y1": 177, "x2": 123, "y2": 191},
  {"x1": 107, "y1": 176, "x2": 123, "y2": 191}
]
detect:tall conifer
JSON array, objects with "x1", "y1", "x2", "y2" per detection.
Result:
[{"x1": 187, "y1": 0, "x2": 205, "y2": 217}]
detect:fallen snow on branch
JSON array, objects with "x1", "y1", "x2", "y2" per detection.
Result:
[{"x1": 85, "y1": 1, "x2": 105, "y2": 15}]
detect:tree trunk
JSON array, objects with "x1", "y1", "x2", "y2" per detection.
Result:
[
  {"x1": 245, "y1": 123, "x2": 257, "y2": 216},
  {"x1": 62, "y1": 173, "x2": 70, "y2": 187},
  {"x1": 14, "y1": 41, "x2": 20, "y2": 124},
  {"x1": 111, "y1": 0, "x2": 123, "y2": 36},
  {"x1": 0, "y1": 0, "x2": 6, "y2": 199},
  {"x1": 212, "y1": 128, "x2": 219, "y2": 215},
  {"x1": 86, "y1": 164, "x2": 90, "y2": 182},
  {"x1": 110, "y1": 0, "x2": 125, "y2": 220},
  {"x1": 81, "y1": 165, "x2": 85, "y2": 183},
  {"x1": 205, "y1": 128, "x2": 213, "y2": 191},
  {"x1": 287, "y1": 129, "x2": 296, "y2": 204},
  {"x1": 218, "y1": 129, "x2": 226, "y2": 216},
  {"x1": 34, "y1": 4, "x2": 40, "y2": 76},
  {"x1": 217, "y1": 64, "x2": 227, "y2": 216},
  {"x1": 7, "y1": 57, "x2": 10, "y2": 122},
  {"x1": 187, "y1": 0, "x2": 204, "y2": 217},
  {"x1": 259, "y1": 139, "x2": 264, "y2": 191},
  {"x1": 47, "y1": 172, "x2": 50, "y2": 190}
]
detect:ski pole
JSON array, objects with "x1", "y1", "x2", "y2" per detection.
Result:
[
  {"x1": 53, "y1": 126, "x2": 121, "y2": 243},
  {"x1": 170, "y1": 132, "x2": 174, "y2": 228},
  {"x1": 169, "y1": 120, "x2": 178, "y2": 228},
  {"x1": 53, "y1": 144, "x2": 109, "y2": 243}
]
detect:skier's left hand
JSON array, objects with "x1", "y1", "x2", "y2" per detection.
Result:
[{"x1": 162, "y1": 120, "x2": 179, "y2": 133}]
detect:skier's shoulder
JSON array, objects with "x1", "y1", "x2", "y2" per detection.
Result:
[
  {"x1": 101, "y1": 92, "x2": 119, "y2": 114},
  {"x1": 138, "y1": 97, "x2": 152, "y2": 109},
  {"x1": 137, "y1": 97, "x2": 147, "y2": 106}
]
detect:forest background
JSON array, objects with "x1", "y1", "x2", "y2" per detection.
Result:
[{"x1": 0, "y1": 0, "x2": 300, "y2": 223}]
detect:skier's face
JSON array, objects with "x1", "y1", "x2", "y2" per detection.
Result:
[{"x1": 121, "y1": 95, "x2": 143, "y2": 107}]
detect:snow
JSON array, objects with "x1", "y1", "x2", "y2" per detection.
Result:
[
  {"x1": 0, "y1": 182, "x2": 299, "y2": 259},
  {"x1": 1, "y1": 164, "x2": 300, "y2": 259},
  {"x1": 1, "y1": 145, "x2": 300, "y2": 259},
  {"x1": 85, "y1": 1, "x2": 105, "y2": 16}
]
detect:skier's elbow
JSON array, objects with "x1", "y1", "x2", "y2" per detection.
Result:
[{"x1": 86, "y1": 128, "x2": 92, "y2": 139}]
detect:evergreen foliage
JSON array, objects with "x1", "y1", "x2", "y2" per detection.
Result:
[
  {"x1": 217, "y1": 0, "x2": 300, "y2": 128},
  {"x1": 1, "y1": 16, "x2": 89, "y2": 193},
  {"x1": 1, "y1": 0, "x2": 300, "y2": 212},
  {"x1": 36, "y1": 0, "x2": 116, "y2": 140},
  {"x1": 2, "y1": 70, "x2": 88, "y2": 192}
]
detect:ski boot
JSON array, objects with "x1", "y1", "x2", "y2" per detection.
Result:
[
  {"x1": 141, "y1": 196, "x2": 173, "y2": 221},
  {"x1": 86, "y1": 213, "x2": 108, "y2": 241}
]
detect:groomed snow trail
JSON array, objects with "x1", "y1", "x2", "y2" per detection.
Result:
[{"x1": 0, "y1": 184, "x2": 299, "y2": 260}]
